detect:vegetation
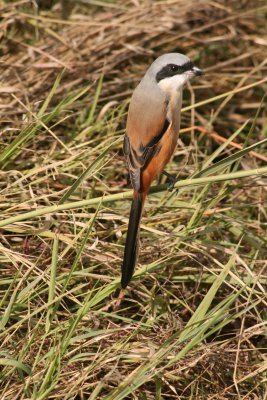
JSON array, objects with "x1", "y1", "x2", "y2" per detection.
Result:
[{"x1": 0, "y1": 0, "x2": 266, "y2": 399}]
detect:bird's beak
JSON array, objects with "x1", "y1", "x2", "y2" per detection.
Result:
[{"x1": 192, "y1": 66, "x2": 204, "y2": 76}]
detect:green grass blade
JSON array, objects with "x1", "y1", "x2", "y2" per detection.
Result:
[
  {"x1": 179, "y1": 246, "x2": 238, "y2": 341},
  {"x1": 0, "y1": 165, "x2": 266, "y2": 228},
  {"x1": 0, "y1": 357, "x2": 31, "y2": 375},
  {"x1": 200, "y1": 120, "x2": 250, "y2": 171},
  {"x1": 58, "y1": 139, "x2": 119, "y2": 204},
  {"x1": 37, "y1": 70, "x2": 64, "y2": 118},
  {"x1": 195, "y1": 137, "x2": 267, "y2": 178},
  {"x1": 0, "y1": 84, "x2": 90, "y2": 167},
  {"x1": 45, "y1": 236, "x2": 59, "y2": 333},
  {"x1": 86, "y1": 73, "x2": 104, "y2": 126}
]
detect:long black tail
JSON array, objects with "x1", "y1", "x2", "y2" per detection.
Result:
[{"x1": 121, "y1": 192, "x2": 144, "y2": 288}]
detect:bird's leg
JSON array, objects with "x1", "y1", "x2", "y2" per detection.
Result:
[
  {"x1": 162, "y1": 170, "x2": 179, "y2": 191},
  {"x1": 126, "y1": 174, "x2": 131, "y2": 186}
]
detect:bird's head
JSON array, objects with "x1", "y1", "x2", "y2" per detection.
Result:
[{"x1": 147, "y1": 53, "x2": 203, "y2": 93}]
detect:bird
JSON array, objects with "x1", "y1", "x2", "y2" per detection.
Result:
[{"x1": 121, "y1": 53, "x2": 203, "y2": 289}]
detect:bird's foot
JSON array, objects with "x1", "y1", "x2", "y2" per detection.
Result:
[{"x1": 162, "y1": 170, "x2": 179, "y2": 192}]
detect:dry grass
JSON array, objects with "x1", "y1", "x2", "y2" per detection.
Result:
[{"x1": 0, "y1": 0, "x2": 266, "y2": 399}]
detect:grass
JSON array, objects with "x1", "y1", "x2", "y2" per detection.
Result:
[{"x1": 0, "y1": 0, "x2": 267, "y2": 399}]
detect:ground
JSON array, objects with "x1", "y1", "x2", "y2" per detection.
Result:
[{"x1": 0, "y1": 0, "x2": 266, "y2": 399}]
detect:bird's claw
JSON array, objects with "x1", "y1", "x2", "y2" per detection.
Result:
[{"x1": 162, "y1": 170, "x2": 179, "y2": 192}]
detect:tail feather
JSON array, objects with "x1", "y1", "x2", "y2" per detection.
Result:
[{"x1": 121, "y1": 192, "x2": 144, "y2": 288}]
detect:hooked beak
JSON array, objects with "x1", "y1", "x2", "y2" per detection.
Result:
[{"x1": 192, "y1": 66, "x2": 204, "y2": 76}]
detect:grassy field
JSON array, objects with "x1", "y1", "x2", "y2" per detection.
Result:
[{"x1": 0, "y1": 0, "x2": 266, "y2": 399}]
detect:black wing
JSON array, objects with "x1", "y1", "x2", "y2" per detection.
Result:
[{"x1": 123, "y1": 118, "x2": 170, "y2": 192}]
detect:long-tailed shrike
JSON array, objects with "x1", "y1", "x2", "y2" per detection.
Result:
[{"x1": 121, "y1": 53, "x2": 203, "y2": 288}]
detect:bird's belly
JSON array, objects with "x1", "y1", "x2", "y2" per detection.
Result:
[
  {"x1": 142, "y1": 128, "x2": 177, "y2": 190},
  {"x1": 155, "y1": 129, "x2": 177, "y2": 171}
]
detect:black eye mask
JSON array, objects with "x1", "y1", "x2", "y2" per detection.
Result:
[{"x1": 156, "y1": 61, "x2": 194, "y2": 82}]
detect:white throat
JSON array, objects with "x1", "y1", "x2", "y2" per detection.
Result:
[
  {"x1": 157, "y1": 74, "x2": 189, "y2": 94},
  {"x1": 158, "y1": 75, "x2": 186, "y2": 128}
]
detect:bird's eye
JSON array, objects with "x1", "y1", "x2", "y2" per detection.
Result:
[{"x1": 170, "y1": 64, "x2": 179, "y2": 72}]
